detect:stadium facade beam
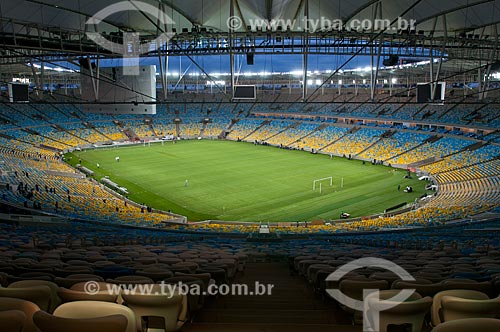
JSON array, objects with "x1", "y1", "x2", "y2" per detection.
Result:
[
  {"x1": 29, "y1": 58, "x2": 41, "y2": 96},
  {"x1": 480, "y1": 25, "x2": 499, "y2": 100},
  {"x1": 173, "y1": 62, "x2": 192, "y2": 91},
  {"x1": 157, "y1": 2, "x2": 170, "y2": 101},
  {"x1": 431, "y1": 15, "x2": 448, "y2": 101},
  {"x1": 370, "y1": 2, "x2": 383, "y2": 101},
  {"x1": 234, "y1": 0, "x2": 249, "y2": 33},
  {"x1": 302, "y1": 0, "x2": 309, "y2": 101},
  {"x1": 81, "y1": 57, "x2": 100, "y2": 101},
  {"x1": 266, "y1": 0, "x2": 273, "y2": 21},
  {"x1": 292, "y1": 0, "x2": 306, "y2": 23},
  {"x1": 230, "y1": 0, "x2": 236, "y2": 100},
  {"x1": 157, "y1": 50, "x2": 168, "y2": 100}
]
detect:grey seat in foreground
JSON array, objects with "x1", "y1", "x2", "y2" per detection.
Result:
[
  {"x1": 53, "y1": 300, "x2": 136, "y2": 332},
  {"x1": 57, "y1": 287, "x2": 119, "y2": 303},
  {"x1": 431, "y1": 318, "x2": 500, "y2": 332},
  {"x1": 0, "y1": 285, "x2": 52, "y2": 312},
  {"x1": 0, "y1": 309, "x2": 26, "y2": 332},
  {"x1": 366, "y1": 290, "x2": 432, "y2": 332},
  {"x1": 8, "y1": 280, "x2": 61, "y2": 313},
  {"x1": 440, "y1": 295, "x2": 500, "y2": 322},
  {"x1": 33, "y1": 311, "x2": 128, "y2": 332},
  {"x1": 431, "y1": 289, "x2": 489, "y2": 326},
  {"x1": 121, "y1": 284, "x2": 187, "y2": 332},
  {"x1": 0, "y1": 297, "x2": 41, "y2": 332}
]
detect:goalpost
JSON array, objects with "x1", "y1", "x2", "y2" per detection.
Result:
[
  {"x1": 313, "y1": 177, "x2": 333, "y2": 194},
  {"x1": 312, "y1": 176, "x2": 344, "y2": 194}
]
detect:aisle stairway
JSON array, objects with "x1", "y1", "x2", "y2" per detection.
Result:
[{"x1": 184, "y1": 262, "x2": 360, "y2": 332}]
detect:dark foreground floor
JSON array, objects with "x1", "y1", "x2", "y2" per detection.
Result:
[{"x1": 183, "y1": 262, "x2": 361, "y2": 332}]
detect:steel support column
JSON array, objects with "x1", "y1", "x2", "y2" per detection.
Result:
[
  {"x1": 480, "y1": 25, "x2": 499, "y2": 100},
  {"x1": 157, "y1": 2, "x2": 169, "y2": 101},
  {"x1": 230, "y1": 0, "x2": 236, "y2": 101},
  {"x1": 431, "y1": 16, "x2": 447, "y2": 101},
  {"x1": 370, "y1": 2, "x2": 382, "y2": 100},
  {"x1": 302, "y1": 0, "x2": 309, "y2": 101}
]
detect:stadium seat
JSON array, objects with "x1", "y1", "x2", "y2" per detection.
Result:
[
  {"x1": 163, "y1": 276, "x2": 206, "y2": 312},
  {"x1": 107, "y1": 276, "x2": 155, "y2": 285},
  {"x1": 136, "y1": 268, "x2": 174, "y2": 282},
  {"x1": 54, "y1": 274, "x2": 104, "y2": 288},
  {"x1": 338, "y1": 279, "x2": 389, "y2": 323},
  {"x1": 197, "y1": 267, "x2": 227, "y2": 285},
  {"x1": 0, "y1": 310, "x2": 26, "y2": 332},
  {"x1": 57, "y1": 287, "x2": 119, "y2": 303},
  {"x1": 442, "y1": 280, "x2": 493, "y2": 294},
  {"x1": 121, "y1": 284, "x2": 187, "y2": 332},
  {"x1": 366, "y1": 290, "x2": 432, "y2": 332},
  {"x1": 431, "y1": 290, "x2": 490, "y2": 326},
  {"x1": 174, "y1": 272, "x2": 212, "y2": 291},
  {"x1": 52, "y1": 301, "x2": 136, "y2": 332},
  {"x1": 392, "y1": 280, "x2": 444, "y2": 297},
  {"x1": 431, "y1": 318, "x2": 500, "y2": 332},
  {"x1": 339, "y1": 279, "x2": 390, "y2": 303},
  {"x1": 0, "y1": 297, "x2": 40, "y2": 332},
  {"x1": 440, "y1": 295, "x2": 500, "y2": 322},
  {"x1": 8, "y1": 280, "x2": 61, "y2": 312},
  {"x1": 33, "y1": 311, "x2": 128, "y2": 332},
  {"x1": 12, "y1": 272, "x2": 55, "y2": 282},
  {"x1": 0, "y1": 285, "x2": 52, "y2": 312}
]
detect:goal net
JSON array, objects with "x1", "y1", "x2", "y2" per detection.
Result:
[{"x1": 313, "y1": 177, "x2": 333, "y2": 194}]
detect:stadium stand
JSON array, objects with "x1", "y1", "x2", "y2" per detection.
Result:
[
  {"x1": 0, "y1": 219, "x2": 499, "y2": 331},
  {"x1": 322, "y1": 128, "x2": 386, "y2": 157},
  {"x1": 0, "y1": 103, "x2": 498, "y2": 235},
  {"x1": 387, "y1": 137, "x2": 473, "y2": 165},
  {"x1": 358, "y1": 131, "x2": 431, "y2": 161}
]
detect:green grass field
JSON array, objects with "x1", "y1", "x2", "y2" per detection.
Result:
[{"x1": 66, "y1": 140, "x2": 428, "y2": 222}]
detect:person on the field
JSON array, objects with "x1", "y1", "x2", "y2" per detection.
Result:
[
  {"x1": 116, "y1": 156, "x2": 120, "y2": 162},
  {"x1": 185, "y1": 179, "x2": 188, "y2": 188}
]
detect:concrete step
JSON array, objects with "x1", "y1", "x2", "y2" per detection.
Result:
[
  {"x1": 183, "y1": 323, "x2": 363, "y2": 332},
  {"x1": 195, "y1": 309, "x2": 339, "y2": 324}
]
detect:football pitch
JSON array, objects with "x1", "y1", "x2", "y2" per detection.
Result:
[{"x1": 66, "y1": 140, "x2": 428, "y2": 222}]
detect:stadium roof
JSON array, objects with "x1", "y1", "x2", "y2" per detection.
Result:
[
  {"x1": 1, "y1": 0, "x2": 499, "y2": 95},
  {"x1": 1, "y1": 0, "x2": 499, "y2": 36}
]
